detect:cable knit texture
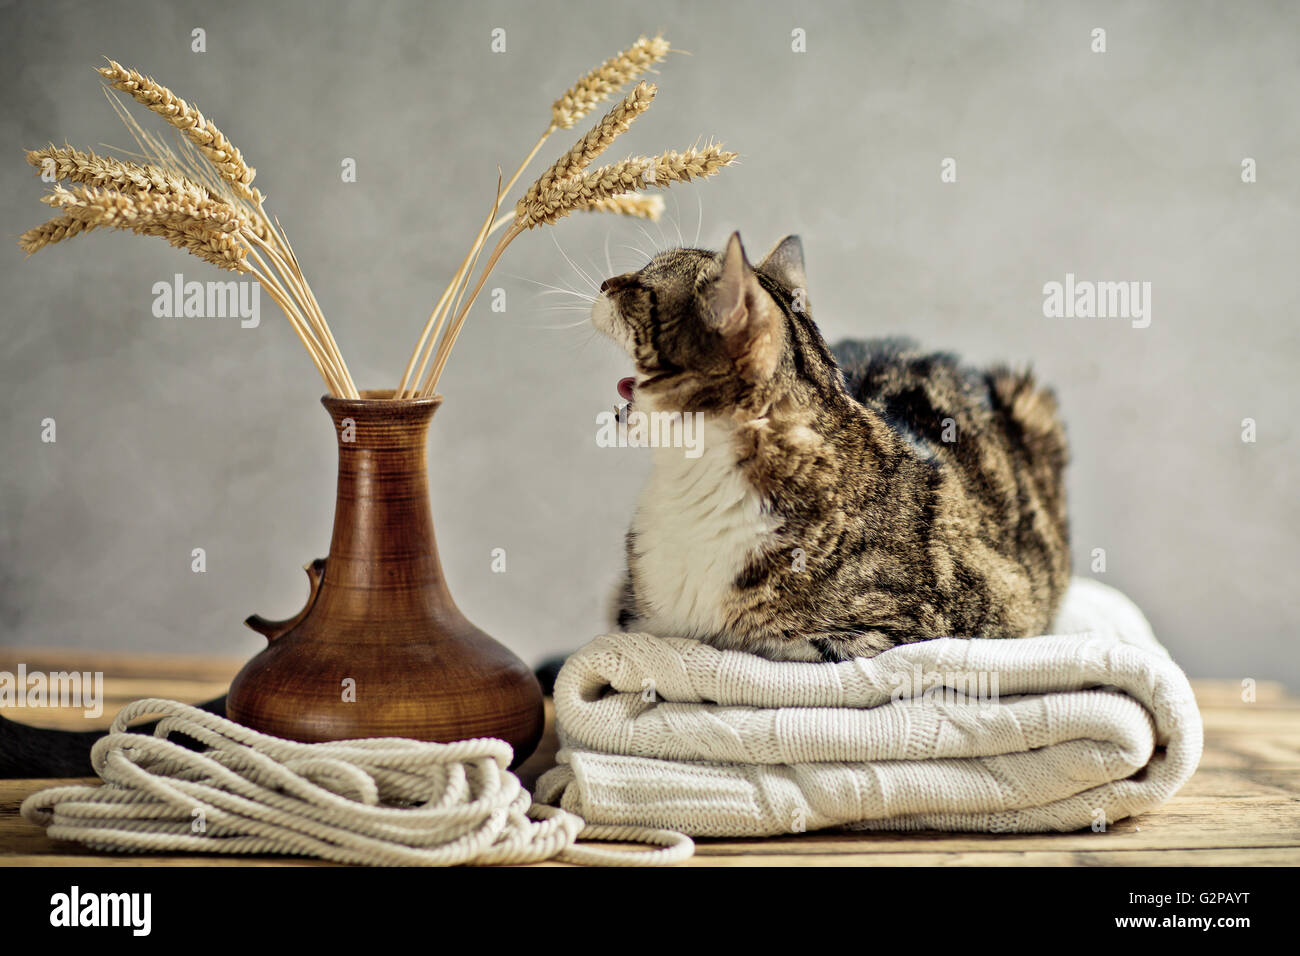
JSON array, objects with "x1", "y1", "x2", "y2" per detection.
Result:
[{"x1": 535, "y1": 578, "x2": 1203, "y2": 836}]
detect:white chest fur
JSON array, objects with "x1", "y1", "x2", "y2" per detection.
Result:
[{"x1": 630, "y1": 416, "x2": 778, "y2": 638}]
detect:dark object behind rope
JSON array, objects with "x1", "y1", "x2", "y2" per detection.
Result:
[
  {"x1": 3, "y1": 656, "x2": 568, "y2": 778},
  {"x1": 0, "y1": 696, "x2": 227, "y2": 778},
  {"x1": 533, "y1": 655, "x2": 568, "y2": 697}
]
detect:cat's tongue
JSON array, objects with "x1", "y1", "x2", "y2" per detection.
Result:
[{"x1": 617, "y1": 377, "x2": 636, "y2": 403}]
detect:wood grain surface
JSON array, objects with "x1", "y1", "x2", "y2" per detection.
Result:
[{"x1": 1, "y1": 650, "x2": 1296, "y2": 867}]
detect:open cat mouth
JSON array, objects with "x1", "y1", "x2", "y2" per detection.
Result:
[{"x1": 617, "y1": 376, "x2": 636, "y2": 403}]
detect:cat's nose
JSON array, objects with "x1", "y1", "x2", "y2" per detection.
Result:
[{"x1": 600, "y1": 274, "x2": 637, "y2": 294}]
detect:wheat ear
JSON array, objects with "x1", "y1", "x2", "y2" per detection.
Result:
[
  {"x1": 578, "y1": 193, "x2": 664, "y2": 221},
  {"x1": 43, "y1": 183, "x2": 253, "y2": 235},
  {"x1": 549, "y1": 34, "x2": 670, "y2": 131},
  {"x1": 397, "y1": 36, "x2": 673, "y2": 397},
  {"x1": 487, "y1": 192, "x2": 663, "y2": 236},
  {"x1": 420, "y1": 144, "x2": 734, "y2": 395},
  {"x1": 521, "y1": 82, "x2": 656, "y2": 211},
  {"x1": 516, "y1": 144, "x2": 737, "y2": 229},
  {"x1": 97, "y1": 59, "x2": 262, "y2": 204},
  {"x1": 98, "y1": 63, "x2": 357, "y2": 396},
  {"x1": 411, "y1": 40, "x2": 740, "y2": 398},
  {"x1": 27, "y1": 145, "x2": 211, "y2": 202},
  {"x1": 18, "y1": 215, "x2": 96, "y2": 254},
  {"x1": 405, "y1": 83, "x2": 662, "y2": 397},
  {"x1": 37, "y1": 186, "x2": 250, "y2": 271}
]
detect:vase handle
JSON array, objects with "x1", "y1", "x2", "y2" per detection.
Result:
[{"x1": 244, "y1": 558, "x2": 327, "y2": 642}]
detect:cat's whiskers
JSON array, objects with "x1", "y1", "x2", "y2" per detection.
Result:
[
  {"x1": 517, "y1": 278, "x2": 601, "y2": 334},
  {"x1": 539, "y1": 305, "x2": 596, "y2": 315},
  {"x1": 535, "y1": 296, "x2": 596, "y2": 309},
  {"x1": 537, "y1": 288, "x2": 597, "y2": 302},
  {"x1": 528, "y1": 290, "x2": 598, "y2": 331},
  {"x1": 618, "y1": 243, "x2": 654, "y2": 263},
  {"x1": 633, "y1": 223, "x2": 668, "y2": 261},
  {"x1": 670, "y1": 192, "x2": 685, "y2": 249},
  {"x1": 512, "y1": 274, "x2": 598, "y2": 300},
  {"x1": 693, "y1": 190, "x2": 704, "y2": 249},
  {"x1": 549, "y1": 324, "x2": 601, "y2": 354},
  {"x1": 653, "y1": 214, "x2": 670, "y2": 253},
  {"x1": 539, "y1": 314, "x2": 599, "y2": 331},
  {"x1": 583, "y1": 252, "x2": 610, "y2": 296},
  {"x1": 520, "y1": 268, "x2": 600, "y2": 332},
  {"x1": 549, "y1": 232, "x2": 602, "y2": 299}
]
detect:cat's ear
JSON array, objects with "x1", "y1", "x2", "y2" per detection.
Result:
[
  {"x1": 707, "y1": 232, "x2": 781, "y2": 382},
  {"x1": 758, "y1": 235, "x2": 806, "y2": 293}
]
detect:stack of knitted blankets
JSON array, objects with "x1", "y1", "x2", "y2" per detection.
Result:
[{"x1": 535, "y1": 578, "x2": 1202, "y2": 836}]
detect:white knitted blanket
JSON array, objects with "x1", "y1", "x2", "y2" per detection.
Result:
[{"x1": 535, "y1": 578, "x2": 1202, "y2": 836}]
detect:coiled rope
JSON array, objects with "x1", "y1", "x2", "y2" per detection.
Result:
[{"x1": 19, "y1": 698, "x2": 693, "y2": 866}]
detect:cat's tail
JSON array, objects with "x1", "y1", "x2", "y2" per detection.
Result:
[
  {"x1": 989, "y1": 367, "x2": 1073, "y2": 608},
  {"x1": 989, "y1": 367, "x2": 1070, "y2": 471},
  {"x1": 0, "y1": 696, "x2": 226, "y2": 779}
]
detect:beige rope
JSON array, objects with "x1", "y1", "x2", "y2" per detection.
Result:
[{"x1": 19, "y1": 698, "x2": 693, "y2": 867}]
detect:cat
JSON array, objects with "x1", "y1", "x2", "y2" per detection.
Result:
[
  {"x1": 595, "y1": 232, "x2": 1070, "y2": 663},
  {"x1": 1, "y1": 231, "x2": 1070, "y2": 776}
]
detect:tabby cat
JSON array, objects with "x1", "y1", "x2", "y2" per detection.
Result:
[
  {"x1": 596, "y1": 232, "x2": 1070, "y2": 662},
  {"x1": 0, "y1": 231, "x2": 1070, "y2": 777}
]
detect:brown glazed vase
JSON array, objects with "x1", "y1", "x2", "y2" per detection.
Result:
[{"x1": 226, "y1": 390, "x2": 544, "y2": 767}]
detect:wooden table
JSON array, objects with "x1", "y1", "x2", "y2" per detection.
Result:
[{"x1": 2, "y1": 648, "x2": 1297, "y2": 866}]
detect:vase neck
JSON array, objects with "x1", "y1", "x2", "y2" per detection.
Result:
[{"x1": 319, "y1": 395, "x2": 447, "y2": 598}]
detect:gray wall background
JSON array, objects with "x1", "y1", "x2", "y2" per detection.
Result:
[{"x1": 1, "y1": 0, "x2": 1296, "y2": 689}]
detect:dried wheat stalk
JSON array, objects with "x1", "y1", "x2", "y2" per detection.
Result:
[
  {"x1": 577, "y1": 194, "x2": 665, "y2": 220},
  {"x1": 413, "y1": 117, "x2": 734, "y2": 397},
  {"x1": 21, "y1": 40, "x2": 728, "y2": 404},
  {"x1": 516, "y1": 145, "x2": 736, "y2": 230},
  {"x1": 22, "y1": 179, "x2": 346, "y2": 392},
  {"x1": 414, "y1": 143, "x2": 735, "y2": 398},
  {"x1": 550, "y1": 35, "x2": 671, "y2": 131},
  {"x1": 99, "y1": 87, "x2": 353, "y2": 393},
  {"x1": 44, "y1": 183, "x2": 252, "y2": 235},
  {"x1": 404, "y1": 35, "x2": 736, "y2": 399},
  {"x1": 521, "y1": 82, "x2": 656, "y2": 210},
  {"x1": 97, "y1": 59, "x2": 262, "y2": 204},
  {"x1": 98, "y1": 96, "x2": 271, "y2": 244},
  {"x1": 27, "y1": 145, "x2": 209, "y2": 202},
  {"x1": 17, "y1": 215, "x2": 96, "y2": 254},
  {"x1": 397, "y1": 35, "x2": 682, "y2": 398},
  {"x1": 19, "y1": 61, "x2": 358, "y2": 397},
  {"x1": 37, "y1": 184, "x2": 250, "y2": 271},
  {"x1": 485, "y1": 191, "x2": 663, "y2": 237}
]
